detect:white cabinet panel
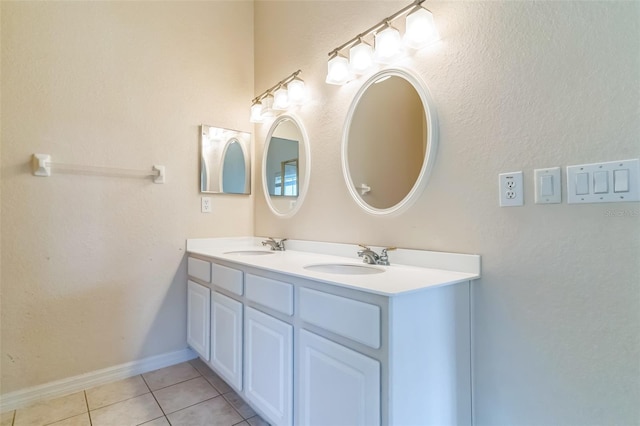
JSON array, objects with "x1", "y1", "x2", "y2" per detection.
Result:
[
  {"x1": 212, "y1": 263, "x2": 243, "y2": 295},
  {"x1": 246, "y1": 274, "x2": 294, "y2": 316},
  {"x1": 210, "y1": 291, "x2": 243, "y2": 390},
  {"x1": 188, "y1": 257, "x2": 211, "y2": 282},
  {"x1": 299, "y1": 287, "x2": 380, "y2": 348},
  {"x1": 245, "y1": 307, "x2": 293, "y2": 426},
  {"x1": 187, "y1": 280, "x2": 210, "y2": 361},
  {"x1": 298, "y1": 329, "x2": 380, "y2": 426}
]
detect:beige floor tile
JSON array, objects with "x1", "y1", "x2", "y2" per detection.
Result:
[
  {"x1": 222, "y1": 390, "x2": 256, "y2": 419},
  {"x1": 0, "y1": 411, "x2": 14, "y2": 426},
  {"x1": 233, "y1": 422, "x2": 249, "y2": 426},
  {"x1": 89, "y1": 393, "x2": 162, "y2": 426},
  {"x1": 189, "y1": 358, "x2": 233, "y2": 394},
  {"x1": 139, "y1": 416, "x2": 170, "y2": 426},
  {"x1": 167, "y1": 396, "x2": 243, "y2": 426},
  {"x1": 202, "y1": 369, "x2": 233, "y2": 394},
  {"x1": 153, "y1": 377, "x2": 219, "y2": 414},
  {"x1": 46, "y1": 412, "x2": 91, "y2": 426},
  {"x1": 85, "y1": 375, "x2": 150, "y2": 410},
  {"x1": 14, "y1": 392, "x2": 86, "y2": 426},
  {"x1": 142, "y1": 362, "x2": 201, "y2": 391},
  {"x1": 247, "y1": 415, "x2": 270, "y2": 426},
  {"x1": 189, "y1": 358, "x2": 209, "y2": 375}
]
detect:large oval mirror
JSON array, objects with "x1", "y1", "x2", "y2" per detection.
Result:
[
  {"x1": 342, "y1": 68, "x2": 438, "y2": 216},
  {"x1": 262, "y1": 115, "x2": 310, "y2": 217},
  {"x1": 201, "y1": 125, "x2": 251, "y2": 194}
]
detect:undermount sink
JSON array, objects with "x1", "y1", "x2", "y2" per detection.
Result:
[
  {"x1": 224, "y1": 250, "x2": 275, "y2": 256},
  {"x1": 303, "y1": 263, "x2": 385, "y2": 275}
]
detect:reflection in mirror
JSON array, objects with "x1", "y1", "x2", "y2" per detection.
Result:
[
  {"x1": 200, "y1": 125, "x2": 251, "y2": 194},
  {"x1": 263, "y1": 115, "x2": 310, "y2": 217},
  {"x1": 342, "y1": 68, "x2": 438, "y2": 216}
]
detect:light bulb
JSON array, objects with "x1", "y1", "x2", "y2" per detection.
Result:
[
  {"x1": 250, "y1": 102, "x2": 263, "y2": 123},
  {"x1": 287, "y1": 78, "x2": 306, "y2": 105},
  {"x1": 326, "y1": 55, "x2": 351, "y2": 85},
  {"x1": 374, "y1": 26, "x2": 403, "y2": 64},
  {"x1": 403, "y1": 7, "x2": 439, "y2": 49},
  {"x1": 273, "y1": 86, "x2": 289, "y2": 110},
  {"x1": 349, "y1": 40, "x2": 374, "y2": 75}
]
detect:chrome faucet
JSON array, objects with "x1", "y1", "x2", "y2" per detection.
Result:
[
  {"x1": 262, "y1": 237, "x2": 287, "y2": 251},
  {"x1": 357, "y1": 244, "x2": 396, "y2": 265}
]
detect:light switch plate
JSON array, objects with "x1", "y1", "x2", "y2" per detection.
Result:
[
  {"x1": 567, "y1": 159, "x2": 639, "y2": 203},
  {"x1": 499, "y1": 171, "x2": 524, "y2": 207},
  {"x1": 534, "y1": 167, "x2": 561, "y2": 204}
]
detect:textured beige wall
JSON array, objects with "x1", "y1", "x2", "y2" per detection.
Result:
[
  {"x1": 1, "y1": 1, "x2": 254, "y2": 393},
  {"x1": 254, "y1": 1, "x2": 640, "y2": 424}
]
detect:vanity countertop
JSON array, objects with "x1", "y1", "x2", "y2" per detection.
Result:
[{"x1": 186, "y1": 237, "x2": 480, "y2": 296}]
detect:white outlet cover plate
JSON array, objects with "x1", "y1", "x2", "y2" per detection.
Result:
[
  {"x1": 534, "y1": 167, "x2": 561, "y2": 204},
  {"x1": 499, "y1": 171, "x2": 524, "y2": 207},
  {"x1": 201, "y1": 197, "x2": 212, "y2": 213}
]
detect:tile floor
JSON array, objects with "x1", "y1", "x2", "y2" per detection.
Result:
[{"x1": 1, "y1": 359, "x2": 269, "y2": 426}]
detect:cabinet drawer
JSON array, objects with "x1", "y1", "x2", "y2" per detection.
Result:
[
  {"x1": 212, "y1": 263, "x2": 243, "y2": 295},
  {"x1": 188, "y1": 257, "x2": 211, "y2": 283},
  {"x1": 299, "y1": 288, "x2": 380, "y2": 349},
  {"x1": 246, "y1": 274, "x2": 294, "y2": 316}
]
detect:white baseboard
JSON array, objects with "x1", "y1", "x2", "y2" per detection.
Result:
[{"x1": 0, "y1": 347, "x2": 197, "y2": 413}]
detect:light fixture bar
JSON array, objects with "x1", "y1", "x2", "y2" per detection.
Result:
[
  {"x1": 252, "y1": 70, "x2": 302, "y2": 105},
  {"x1": 327, "y1": 0, "x2": 426, "y2": 58}
]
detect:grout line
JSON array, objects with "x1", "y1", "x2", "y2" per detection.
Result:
[
  {"x1": 11, "y1": 410, "x2": 15, "y2": 426},
  {"x1": 140, "y1": 376, "x2": 168, "y2": 419},
  {"x1": 83, "y1": 391, "x2": 93, "y2": 426}
]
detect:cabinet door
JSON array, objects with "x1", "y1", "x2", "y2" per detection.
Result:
[
  {"x1": 244, "y1": 307, "x2": 293, "y2": 426},
  {"x1": 298, "y1": 330, "x2": 380, "y2": 426},
  {"x1": 187, "y1": 280, "x2": 210, "y2": 361},
  {"x1": 210, "y1": 292, "x2": 243, "y2": 390}
]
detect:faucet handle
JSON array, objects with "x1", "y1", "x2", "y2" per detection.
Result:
[
  {"x1": 358, "y1": 243, "x2": 371, "y2": 250},
  {"x1": 382, "y1": 246, "x2": 397, "y2": 253}
]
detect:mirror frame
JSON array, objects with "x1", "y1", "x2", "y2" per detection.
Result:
[
  {"x1": 262, "y1": 114, "x2": 311, "y2": 218},
  {"x1": 341, "y1": 68, "x2": 438, "y2": 216}
]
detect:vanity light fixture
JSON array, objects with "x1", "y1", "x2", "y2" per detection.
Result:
[
  {"x1": 250, "y1": 70, "x2": 306, "y2": 123},
  {"x1": 349, "y1": 39, "x2": 375, "y2": 75},
  {"x1": 326, "y1": 0, "x2": 438, "y2": 85},
  {"x1": 326, "y1": 54, "x2": 352, "y2": 85}
]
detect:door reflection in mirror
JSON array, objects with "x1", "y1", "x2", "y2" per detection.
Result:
[{"x1": 267, "y1": 138, "x2": 299, "y2": 197}]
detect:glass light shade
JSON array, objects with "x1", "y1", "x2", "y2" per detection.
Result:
[
  {"x1": 262, "y1": 94, "x2": 275, "y2": 118},
  {"x1": 403, "y1": 8, "x2": 439, "y2": 49},
  {"x1": 287, "y1": 78, "x2": 306, "y2": 105},
  {"x1": 250, "y1": 102, "x2": 263, "y2": 123},
  {"x1": 273, "y1": 87, "x2": 289, "y2": 110},
  {"x1": 326, "y1": 55, "x2": 351, "y2": 85},
  {"x1": 374, "y1": 26, "x2": 403, "y2": 64},
  {"x1": 349, "y1": 41, "x2": 374, "y2": 75}
]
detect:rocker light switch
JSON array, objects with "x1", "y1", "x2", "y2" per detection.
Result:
[
  {"x1": 534, "y1": 167, "x2": 561, "y2": 204},
  {"x1": 567, "y1": 159, "x2": 640, "y2": 203}
]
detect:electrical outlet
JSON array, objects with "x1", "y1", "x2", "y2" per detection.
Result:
[
  {"x1": 499, "y1": 171, "x2": 524, "y2": 207},
  {"x1": 201, "y1": 197, "x2": 212, "y2": 213}
]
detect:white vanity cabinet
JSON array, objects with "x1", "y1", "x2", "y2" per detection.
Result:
[
  {"x1": 187, "y1": 280, "x2": 210, "y2": 361},
  {"x1": 186, "y1": 255, "x2": 211, "y2": 362},
  {"x1": 210, "y1": 291, "x2": 243, "y2": 391},
  {"x1": 244, "y1": 307, "x2": 293, "y2": 426},
  {"x1": 186, "y1": 253, "x2": 473, "y2": 426},
  {"x1": 298, "y1": 329, "x2": 380, "y2": 426}
]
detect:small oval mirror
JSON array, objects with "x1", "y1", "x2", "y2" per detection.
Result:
[
  {"x1": 342, "y1": 68, "x2": 438, "y2": 216},
  {"x1": 262, "y1": 115, "x2": 310, "y2": 217},
  {"x1": 201, "y1": 125, "x2": 251, "y2": 194}
]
